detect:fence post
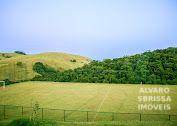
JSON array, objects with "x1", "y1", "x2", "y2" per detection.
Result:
[
  {"x1": 86, "y1": 111, "x2": 89, "y2": 122},
  {"x1": 3, "y1": 105, "x2": 6, "y2": 119},
  {"x1": 139, "y1": 113, "x2": 141, "y2": 121},
  {"x1": 21, "y1": 106, "x2": 23, "y2": 117},
  {"x1": 112, "y1": 113, "x2": 114, "y2": 121},
  {"x1": 169, "y1": 115, "x2": 171, "y2": 121},
  {"x1": 41, "y1": 108, "x2": 44, "y2": 120},
  {"x1": 63, "y1": 110, "x2": 66, "y2": 122}
]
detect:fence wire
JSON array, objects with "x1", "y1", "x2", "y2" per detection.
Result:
[{"x1": 0, "y1": 105, "x2": 176, "y2": 122}]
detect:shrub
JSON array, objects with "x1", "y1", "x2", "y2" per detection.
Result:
[
  {"x1": 3, "y1": 79, "x2": 17, "y2": 85},
  {"x1": 70, "y1": 59, "x2": 76, "y2": 62},
  {"x1": 2, "y1": 53, "x2": 12, "y2": 58},
  {"x1": 16, "y1": 62, "x2": 23, "y2": 67},
  {"x1": 5, "y1": 55, "x2": 12, "y2": 58},
  {"x1": 14, "y1": 51, "x2": 26, "y2": 55},
  {"x1": 7, "y1": 119, "x2": 35, "y2": 126},
  {"x1": 33, "y1": 62, "x2": 46, "y2": 75}
]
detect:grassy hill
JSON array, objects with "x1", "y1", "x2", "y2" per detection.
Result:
[
  {"x1": 0, "y1": 52, "x2": 90, "y2": 81},
  {"x1": 33, "y1": 47, "x2": 177, "y2": 84},
  {"x1": 0, "y1": 53, "x2": 22, "y2": 60}
]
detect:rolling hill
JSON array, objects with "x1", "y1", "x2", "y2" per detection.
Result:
[
  {"x1": 33, "y1": 47, "x2": 177, "y2": 84},
  {"x1": 0, "y1": 52, "x2": 91, "y2": 81}
]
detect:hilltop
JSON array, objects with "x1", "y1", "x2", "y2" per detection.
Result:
[
  {"x1": 0, "y1": 53, "x2": 22, "y2": 59},
  {"x1": 0, "y1": 52, "x2": 91, "y2": 81}
]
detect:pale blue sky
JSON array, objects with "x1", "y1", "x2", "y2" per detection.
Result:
[{"x1": 0, "y1": 0, "x2": 177, "y2": 60}]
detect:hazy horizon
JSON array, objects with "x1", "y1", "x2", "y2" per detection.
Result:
[{"x1": 1, "y1": 0, "x2": 177, "y2": 60}]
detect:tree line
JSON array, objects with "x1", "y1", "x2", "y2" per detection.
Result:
[{"x1": 32, "y1": 47, "x2": 177, "y2": 85}]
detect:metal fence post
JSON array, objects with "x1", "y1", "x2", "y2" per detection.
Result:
[
  {"x1": 3, "y1": 105, "x2": 6, "y2": 119},
  {"x1": 169, "y1": 115, "x2": 171, "y2": 121},
  {"x1": 64, "y1": 110, "x2": 66, "y2": 122},
  {"x1": 86, "y1": 111, "x2": 89, "y2": 122},
  {"x1": 21, "y1": 106, "x2": 23, "y2": 117},
  {"x1": 139, "y1": 114, "x2": 141, "y2": 121},
  {"x1": 42, "y1": 108, "x2": 44, "y2": 120}
]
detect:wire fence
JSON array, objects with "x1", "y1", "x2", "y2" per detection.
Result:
[{"x1": 0, "y1": 105, "x2": 177, "y2": 122}]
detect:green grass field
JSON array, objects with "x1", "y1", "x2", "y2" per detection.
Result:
[
  {"x1": 0, "y1": 82, "x2": 177, "y2": 113},
  {"x1": 0, "y1": 81, "x2": 177, "y2": 125}
]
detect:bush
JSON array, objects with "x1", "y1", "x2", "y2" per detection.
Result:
[
  {"x1": 3, "y1": 79, "x2": 18, "y2": 85},
  {"x1": 7, "y1": 119, "x2": 35, "y2": 126},
  {"x1": 70, "y1": 59, "x2": 76, "y2": 62},
  {"x1": 33, "y1": 62, "x2": 46, "y2": 75},
  {"x1": 5, "y1": 56, "x2": 12, "y2": 58},
  {"x1": 4, "y1": 79, "x2": 11, "y2": 85},
  {"x1": 2, "y1": 53, "x2": 12, "y2": 58},
  {"x1": 16, "y1": 62, "x2": 23, "y2": 67},
  {"x1": 14, "y1": 51, "x2": 26, "y2": 55}
]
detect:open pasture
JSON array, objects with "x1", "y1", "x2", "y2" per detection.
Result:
[
  {"x1": 0, "y1": 81, "x2": 177, "y2": 122},
  {"x1": 0, "y1": 81, "x2": 177, "y2": 113}
]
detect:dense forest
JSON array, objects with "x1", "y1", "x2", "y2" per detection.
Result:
[{"x1": 32, "y1": 47, "x2": 177, "y2": 84}]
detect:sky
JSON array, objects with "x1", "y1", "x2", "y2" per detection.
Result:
[{"x1": 0, "y1": 0, "x2": 177, "y2": 60}]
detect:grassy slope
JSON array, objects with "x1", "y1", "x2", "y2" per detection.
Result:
[
  {"x1": 0, "y1": 52, "x2": 90, "y2": 81},
  {"x1": 0, "y1": 53, "x2": 22, "y2": 60}
]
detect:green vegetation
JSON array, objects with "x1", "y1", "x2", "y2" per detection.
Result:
[
  {"x1": 1, "y1": 47, "x2": 177, "y2": 125},
  {"x1": 0, "y1": 82, "x2": 177, "y2": 114},
  {"x1": 70, "y1": 59, "x2": 77, "y2": 62},
  {"x1": 0, "y1": 82, "x2": 177, "y2": 125},
  {"x1": 54, "y1": 121, "x2": 177, "y2": 126},
  {"x1": 5, "y1": 119, "x2": 57, "y2": 126},
  {"x1": 14, "y1": 51, "x2": 26, "y2": 55},
  {"x1": 7, "y1": 119, "x2": 37, "y2": 126},
  {"x1": 1, "y1": 119, "x2": 176, "y2": 126},
  {"x1": 0, "y1": 52, "x2": 90, "y2": 81},
  {"x1": 33, "y1": 47, "x2": 177, "y2": 84}
]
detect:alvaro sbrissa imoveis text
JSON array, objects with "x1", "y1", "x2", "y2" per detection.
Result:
[{"x1": 138, "y1": 87, "x2": 171, "y2": 111}]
